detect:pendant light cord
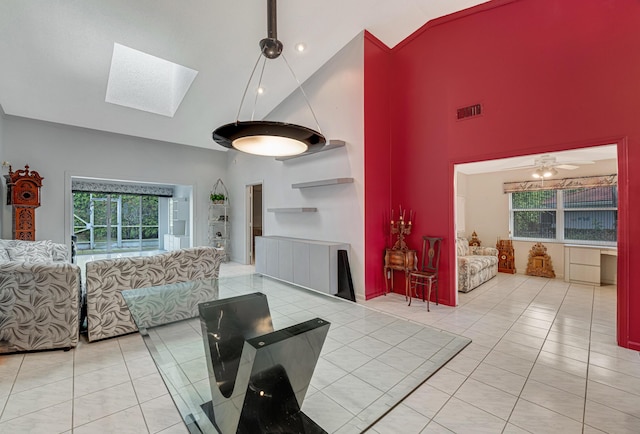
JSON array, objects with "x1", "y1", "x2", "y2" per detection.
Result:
[
  {"x1": 235, "y1": 50, "x2": 265, "y2": 123},
  {"x1": 235, "y1": 50, "x2": 323, "y2": 134},
  {"x1": 281, "y1": 53, "x2": 323, "y2": 134},
  {"x1": 251, "y1": 57, "x2": 268, "y2": 121}
]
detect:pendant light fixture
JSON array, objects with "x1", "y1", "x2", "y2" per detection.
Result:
[{"x1": 212, "y1": 0, "x2": 326, "y2": 157}]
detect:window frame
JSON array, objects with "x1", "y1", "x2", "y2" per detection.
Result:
[{"x1": 509, "y1": 188, "x2": 617, "y2": 247}]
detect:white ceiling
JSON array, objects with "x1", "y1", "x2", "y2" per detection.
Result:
[
  {"x1": 0, "y1": 0, "x2": 489, "y2": 151},
  {"x1": 455, "y1": 145, "x2": 618, "y2": 175}
]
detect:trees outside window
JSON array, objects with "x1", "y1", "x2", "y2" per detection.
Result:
[
  {"x1": 511, "y1": 186, "x2": 617, "y2": 245},
  {"x1": 73, "y1": 192, "x2": 159, "y2": 252}
]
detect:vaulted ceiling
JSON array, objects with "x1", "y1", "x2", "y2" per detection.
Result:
[{"x1": 0, "y1": 0, "x2": 488, "y2": 151}]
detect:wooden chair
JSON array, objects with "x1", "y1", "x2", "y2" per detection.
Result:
[{"x1": 407, "y1": 236, "x2": 443, "y2": 311}]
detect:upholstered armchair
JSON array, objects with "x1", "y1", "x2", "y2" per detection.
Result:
[{"x1": 0, "y1": 240, "x2": 81, "y2": 353}]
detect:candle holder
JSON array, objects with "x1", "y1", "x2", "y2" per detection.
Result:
[{"x1": 390, "y1": 207, "x2": 413, "y2": 250}]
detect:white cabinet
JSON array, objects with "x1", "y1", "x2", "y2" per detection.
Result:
[
  {"x1": 564, "y1": 245, "x2": 617, "y2": 286},
  {"x1": 255, "y1": 236, "x2": 350, "y2": 295}
]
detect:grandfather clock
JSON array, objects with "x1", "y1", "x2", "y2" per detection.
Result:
[
  {"x1": 497, "y1": 239, "x2": 516, "y2": 274},
  {"x1": 4, "y1": 165, "x2": 44, "y2": 241}
]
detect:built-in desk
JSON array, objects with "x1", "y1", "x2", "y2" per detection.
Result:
[{"x1": 564, "y1": 245, "x2": 617, "y2": 286}]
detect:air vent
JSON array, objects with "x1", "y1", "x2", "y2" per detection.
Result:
[{"x1": 457, "y1": 103, "x2": 482, "y2": 120}]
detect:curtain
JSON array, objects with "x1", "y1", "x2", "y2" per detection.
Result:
[
  {"x1": 71, "y1": 179, "x2": 174, "y2": 197},
  {"x1": 503, "y1": 174, "x2": 617, "y2": 194}
]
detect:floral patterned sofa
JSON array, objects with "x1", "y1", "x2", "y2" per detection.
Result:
[
  {"x1": 85, "y1": 246, "x2": 225, "y2": 341},
  {"x1": 456, "y1": 237, "x2": 499, "y2": 293},
  {"x1": 0, "y1": 240, "x2": 81, "y2": 353}
]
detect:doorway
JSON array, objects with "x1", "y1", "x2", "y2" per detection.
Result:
[
  {"x1": 246, "y1": 183, "x2": 263, "y2": 265},
  {"x1": 452, "y1": 144, "x2": 619, "y2": 299}
]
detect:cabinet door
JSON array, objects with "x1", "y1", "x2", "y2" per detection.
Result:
[
  {"x1": 278, "y1": 239, "x2": 293, "y2": 282},
  {"x1": 293, "y1": 241, "x2": 310, "y2": 288},
  {"x1": 569, "y1": 264, "x2": 600, "y2": 284},
  {"x1": 571, "y1": 248, "x2": 600, "y2": 266},
  {"x1": 255, "y1": 237, "x2": 266, "y2": 274},
  {"x1": 265, "y1": 238, "x2": 279, "y2": 277},
  {"x1": 309, "y1": 244, "x2": 330, "y2": 294}
]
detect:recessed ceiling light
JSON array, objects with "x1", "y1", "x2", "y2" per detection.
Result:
[
  {"x1": 105, "y1": 43, "x2": 198, "y2": 117},
  {"x1": 295, "y1": 43, "x2": 306, "y2": 52},
  {"x1": 257, "y1": 86, "x2": 265, "y2": 95}
]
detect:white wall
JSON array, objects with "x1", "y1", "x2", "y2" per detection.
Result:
[
  {"x1": 2, "y1": 115, "x2": 227, "y2": 245},
  {"x1": 226, "y1": 33, "x2": 366, "y2": 297},
  {"x1": 461, "y1": 158, "x2": 618, "y2": 278}
]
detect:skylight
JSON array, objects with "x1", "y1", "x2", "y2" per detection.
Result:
[{"x1": 105, "y1": 43, "x2": 198, "y2": 117}]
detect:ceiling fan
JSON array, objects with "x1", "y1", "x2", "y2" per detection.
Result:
[{"x1": 506, "y1": 154, "x2": 595, "y2": 178}]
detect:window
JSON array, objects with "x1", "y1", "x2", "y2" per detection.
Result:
[
  {"x1": 510, "y1": 186, "x2": 617, "y2": 245},
  {"x1": 73, "y1": 192, "x2": 160, "y2": 253}
]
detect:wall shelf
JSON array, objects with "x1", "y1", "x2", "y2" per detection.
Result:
[
  {"x1": 275, "y1": 140, "x2": 345, "y2": 161},
  {"x1": 292, "y1": 178, "x2": 354, "y2": 189},
  {"x1": 267, "y1": 207, "x2": 317, "y2": 213}
]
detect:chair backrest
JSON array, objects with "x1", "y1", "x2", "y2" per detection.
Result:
[{"x1": 420, "y1": 236, "x2": 443, "y2": 274}]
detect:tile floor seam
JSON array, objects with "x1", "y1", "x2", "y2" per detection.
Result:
[
  {"x1": 70, "y1": 402, "x2": 144, "y2": 431},
  {"x1": 581, "y1": 282, "x2": 596, "y2": 431},
  {"x1": 71, "y1": 346, "x2": 76, "y2": 433}
]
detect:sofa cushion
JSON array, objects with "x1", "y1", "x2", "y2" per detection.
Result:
[
  {"x1": 466, "y1": 255, "x2": 499, "y2": 275},
  {"x1": 456, "y1": 237, "x2": 470, "y2": 256},
  {"x1": 6, "y1": 244, "x2": 53, "y2": 263}
]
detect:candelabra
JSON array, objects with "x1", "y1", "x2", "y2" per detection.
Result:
[{"x1": 390, "y1": 207, "x2": 413, "y2": 250}]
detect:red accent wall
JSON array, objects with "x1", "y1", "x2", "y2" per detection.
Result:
[
  {"x1": 364, "y1": 31, "x2": 392, "y2": 299},
  {"x1": 364, "y1": 0, "x2": 640, "y2": 349}
]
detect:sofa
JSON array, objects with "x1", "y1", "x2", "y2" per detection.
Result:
[
  {"x1": 0, "y1": 240, "x2": 81, "y2": 354},
  {"x1": 456, "y1": 237, "x2": 499, "y2": 293},
  {"x1": 85, "y1": 246, "x2": 225, "y2": 341}
]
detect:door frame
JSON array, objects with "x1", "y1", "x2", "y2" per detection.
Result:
[{"x1": 245, "y1": 182, "x2": 263, "y2": 265}]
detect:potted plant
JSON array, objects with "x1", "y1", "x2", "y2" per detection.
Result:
[{"x1": 210, "y1": 193, "x2": 226, "y2": 204}]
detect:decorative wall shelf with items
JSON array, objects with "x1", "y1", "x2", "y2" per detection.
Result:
[{"x1": 208, "y1": 178, "x2": 230, "y2": 262}]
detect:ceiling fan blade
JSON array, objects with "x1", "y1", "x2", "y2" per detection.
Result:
[
  {"x1": 555, "y1": 164, "x2": 579, "y2": 170},
  {"x1": 502, "y1": 164, "x2": 537, "y2": 171}
]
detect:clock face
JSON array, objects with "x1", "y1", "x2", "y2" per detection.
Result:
[
  {"x1": 501, "y1": 254, "x2": 507, "y2": 260},
  {"x1": 12, "y1": 180, "x2": 39, "y2": 206}
]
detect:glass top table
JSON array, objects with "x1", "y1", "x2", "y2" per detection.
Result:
[{"x1": 122, "y1": 275, "x2": 470, "y2": 433}]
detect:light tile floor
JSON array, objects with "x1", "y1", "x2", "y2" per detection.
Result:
[{"x1": 1, "y1": 264, "x2": 638, "y2": 433}]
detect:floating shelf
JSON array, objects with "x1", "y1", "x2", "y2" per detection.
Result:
[
  {"x1": 292, "y1": 177, "x2": 354, "y2": 189},
  {"x1": 267, "y1": 207, "x2": 318, "y2": 213},
  {"x1": 276, "y1": 140, "x2": 345, "y2": 161}
]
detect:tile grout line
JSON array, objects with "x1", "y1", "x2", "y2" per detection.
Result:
[{"x1": 580, "y1": 284, "x2": 596, "y2": 434}]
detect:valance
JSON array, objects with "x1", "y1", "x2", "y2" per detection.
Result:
[
  {"x1": 503, "y1": 174, "x2": 617, "y2": 193},
  {"x1": 72, "y1": 179, "x2": 174, "y2": 197}
]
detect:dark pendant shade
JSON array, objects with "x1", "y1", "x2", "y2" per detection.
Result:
[{"x1": 213, "y1": 120, "x2": 326, "y2": 157}]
